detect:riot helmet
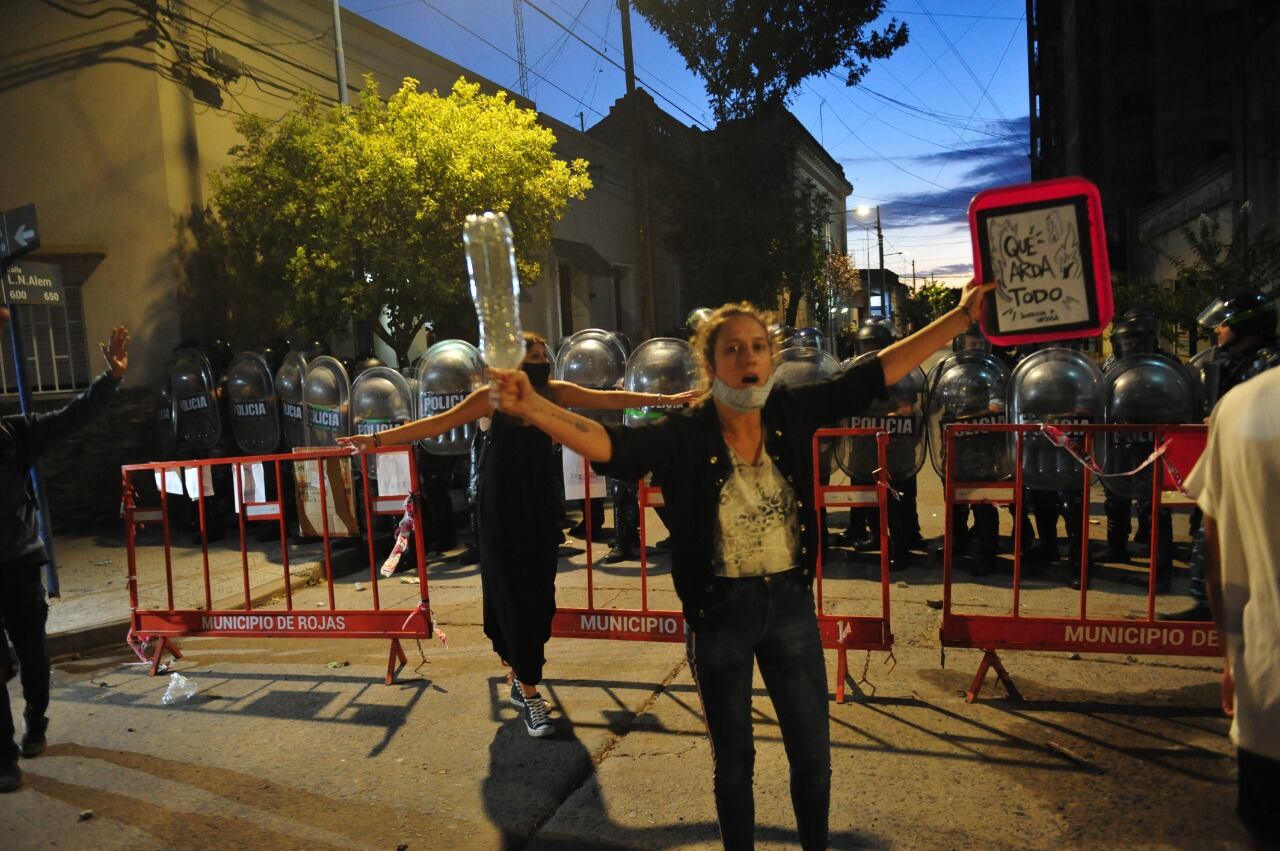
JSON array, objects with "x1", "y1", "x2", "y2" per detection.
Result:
[
  {"x1": 350, "y1": 352, "x2": 386, "y2": 377},
  {"x1": 205, "y1": 339, "x2": 233, "y2": 375},
  {"x1": 767, "y1": 323, "x2": 795, "y2": 349},
  {"x1": 1109, "y1": 307, "x2": 1160, "y2": 358},
  {"x1": 687, "y1": 308, "x2": 714, "y2": 332},
  {"x1": 1197, "y1": 290, "x2": 1278, "y2": 347},
  {"x1": 952, "y1": 323, "x2": 991, "y2": 353},
  {"x1": 260, "y1": 337, "x2": 291, "y2": 374},
  {"x1": 854, "y1": 317, "x2": 897, "y2": 355},
  {"x1": 791, "y1": 327, "x2": 823, "y2": 349},
  {"x1": 300, "y1": 338, "x2": 331, "y2": 361}
]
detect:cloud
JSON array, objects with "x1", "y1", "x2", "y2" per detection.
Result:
[
  {"x1": 852, "y1": 116, "x2": 1031, "y2": 228},
  {"x1": 921, "y1": 262, "x2": 974, "y2": 278}
]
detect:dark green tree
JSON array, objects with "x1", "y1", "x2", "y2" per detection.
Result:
[
  {"x1": 897, "y1": 278, "x2": 959, "y2": 333},
  {"x1": 634, "y1": 0, "x2": 908, "y2": 121},
  {"x1": 1166, "y1": 210, "x2": 1280, "y2": 352}
]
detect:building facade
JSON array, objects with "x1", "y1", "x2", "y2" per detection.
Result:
[{"x1": 1029, "y1": 0, "x2": 1280, "y2": 284}]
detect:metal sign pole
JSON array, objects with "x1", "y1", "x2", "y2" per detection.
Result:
[{"x1": 3, "y1": 263, "x2": 60, "y2": 596}]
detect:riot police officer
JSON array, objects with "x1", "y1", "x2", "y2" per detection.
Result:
[
  {"x1": 1165, "y1": 290, "x2": 1278, "y2": 620},
  {"x1": 1099, "y1": 308, "x2": 1198, "y2": 593},
  {"x1": 1008, "y1": 342, "x2": 1102, "y2": 586},
  {"x1": 839, "y1": 318, "x2": 926, "y2": 564},
  {"x1": 927, "y1": 324, "x2": 1009, "y2": 575}
]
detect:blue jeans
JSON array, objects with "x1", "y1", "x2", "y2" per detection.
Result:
[{"x1": 686, "y1": 570, "x2": 830, "y2": 850}]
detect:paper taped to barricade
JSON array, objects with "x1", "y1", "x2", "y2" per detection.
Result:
[
  {"x1": 562, "y1": 446, "x2": 606, "y2": 501},
  {"x1": 292, "y1": 451, "x2": 358, "y2": 537},
  {"x1": 231, "y1": 462, "x2": 266, "y2": 512},
  {"x1": 376, "y1": 450, "x2": 412, "y2": 497},
  {"x1": 154, "y1": 466, "x2": 214, "y2": 499}
]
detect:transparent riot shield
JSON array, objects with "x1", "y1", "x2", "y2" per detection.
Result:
[
  {"x1": 303, "y1": 356, "x2": 351, "y2": 447},
  {"x1": 1008, "y1": 348, "x2": 1102, "y2": 491},
  {"x1": 623, "y1": 337, "x2": 697, "y2": 427},
  {"x1": 352, "y1": 366, "x2": 414, "y2": 479},
  {"x1": 168, "y1": 347, "x2": 222, "y2": 452},
  {"x1": 837, "y1": 356, "x2": 926, "y2": 484},
  {"x1": 415, "y1": 339, "x2": 486, "y2": 455},
  {"x1": 557, "y1": 328, "x2": 628, "y2": 424},
  {"x1": 275, "y1": 351, "x2": 310, "y2": 450},
  {"x1": 226, "y1": 351, "x2": 281, "y2": 455},
  {"x1": 1097, "y1": 353, "x2": 1198, "y2": 500},
  {"x1": 925, "y1": 351, "x2": 1012, "y2": 481}
]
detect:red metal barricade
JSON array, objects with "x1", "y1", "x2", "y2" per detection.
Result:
[
  {"x1": 939, "y1": 423, "x2": 1213, "y2": 701},
  {"x1": 121, "y1": 446, "x2": 433, "y2": 684},
  {"x1": 549, "y1": 428, "x2": 896, "y2": 703}
]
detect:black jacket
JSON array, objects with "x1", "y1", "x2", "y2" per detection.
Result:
[
  {"x1": 1, "y1": 371, "x2": 120, "y2": 569},
  {"x1": 594, "y1": 355, "x2": 886, "y2": 628}
]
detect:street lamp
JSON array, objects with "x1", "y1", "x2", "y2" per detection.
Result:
[{"x1": 852, "y1": 205, "x2": 887, "y2": 317}]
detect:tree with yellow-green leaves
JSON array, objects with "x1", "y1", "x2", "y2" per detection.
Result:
[{"x1": 202, "y1": 76, "x2": 592, "y2": 361}]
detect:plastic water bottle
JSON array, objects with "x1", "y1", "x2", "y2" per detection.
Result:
[
  {"x1": 463, "y1": 212, "x2": 524, "y2": 371},
  {"x1": 161, "y1": 672, "x2": 198, "y2": 704}
]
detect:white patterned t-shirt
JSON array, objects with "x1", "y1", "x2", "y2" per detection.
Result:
[{"x1": 714, "y1": 445, "x2": 799, "y2": 578}]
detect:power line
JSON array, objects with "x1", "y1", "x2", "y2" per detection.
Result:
[
  {"x1": 412, "y1": 0, "x2": 607, "y2": 119},
  {"x1": 519, "y1": 0, "x2": 711, "y2": 130},
  {"x1": 928, "y1": 15, "x2": 1025, "y2": 185},
  {"x1": 884, "y1": 9, "x2": 1023, "y2": 21},
  {"x1": 915, "y1": 0, "x2": 1008, "y2": 120},
  {"x1": 539, "y1": 0, "x2": 712, "y2": 123},
  {"x1": 808, "y1": 83, "x2": 954, "y2": 191}
]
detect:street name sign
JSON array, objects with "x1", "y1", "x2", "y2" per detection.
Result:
[{"x1": 4, "y1": 260, "x2": 65, "y2": 307}]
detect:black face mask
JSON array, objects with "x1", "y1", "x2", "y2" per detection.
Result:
[{"x1": 522, "y1": 361, "x2": 551, "y2": 387}]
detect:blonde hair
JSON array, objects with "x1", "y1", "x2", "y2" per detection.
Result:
[
  {"x1": 522, "y1": 331, "x2": 548, "y2": 349},
  {"x1": 688, "y1": 302, "x2": 777, "y2": 390}
]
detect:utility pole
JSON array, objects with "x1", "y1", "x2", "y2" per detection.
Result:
[
  {"x1": 912, "y1": 258, "x2": 916, "y2": 291},
  {"x1": 876, "y1": 206, "x2": 885, "y2": 317},
  {"x1": 619, "y1": 0, "x2": 654, "y2": 337},
  {"x1": 513, "y1": 0, "x2": 530, "y2": 99},
  {"x1": 331, "y1": 0, "x2": 348, "y2": 105}
]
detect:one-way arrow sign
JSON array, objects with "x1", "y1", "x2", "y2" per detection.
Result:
[{"x1": 1, "y1": 203, "x2": 40, "y2": 265}]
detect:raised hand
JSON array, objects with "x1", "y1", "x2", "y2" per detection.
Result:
[
  {"x1": 959, "y1": 279, "x2": 998, "y2": 323},
  {"x1": 101, "y1": 326, "x2": 130, "y2": 379}
]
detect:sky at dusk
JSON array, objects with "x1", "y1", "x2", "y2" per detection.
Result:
[{"x1": 344, "y1": 0, "x2": 1031, "y2": 287}]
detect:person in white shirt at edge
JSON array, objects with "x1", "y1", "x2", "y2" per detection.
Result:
[
  {"x1": 490, "y1": 280, "x2": 994, "y2": 850},
  {"x1": 1185, "y1": 365, "x2": 1280, "y2": 850}
]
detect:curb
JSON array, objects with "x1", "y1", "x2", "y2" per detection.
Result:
[{"x1": 47, "y1": 544, "x2": 371, "y2": 660}]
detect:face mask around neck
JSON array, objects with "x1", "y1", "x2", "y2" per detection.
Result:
[{"x1": 710, "y1": 373, "x2": 775, "y2": 412}]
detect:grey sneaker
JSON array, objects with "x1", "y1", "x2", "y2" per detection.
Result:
[
  {"x1": 509, "y1": 677, "x2": 525, "y2": 708},
  {"x1": 521, "y1": 695, "x2": 554, "y2": 738}
]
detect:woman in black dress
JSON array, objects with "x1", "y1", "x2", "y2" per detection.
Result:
[
  {"x1": 341, "y1": 333, "x2": 695, "y2": 737},
  {"x1": 491, "y1": 283, "x2": 992, "y2": 847}
]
